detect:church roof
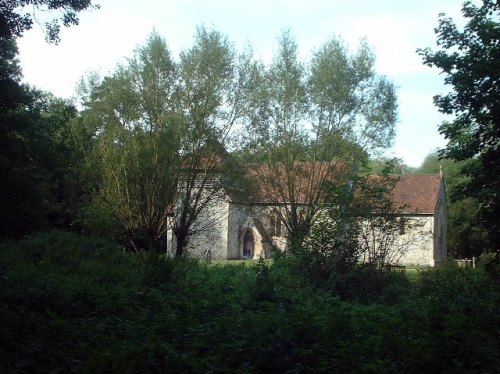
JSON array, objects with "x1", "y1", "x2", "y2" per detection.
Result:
[
  {"x1": 239, "y1": 162, "x2": 444, "y2": 214},
  {"x1": 390, "y1": 174, "x2": 443, "y2": 214},
  {"x1": 245, "y1": 161, "x2": 350, "y2": 204}
]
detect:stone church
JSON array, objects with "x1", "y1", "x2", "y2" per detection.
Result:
[{"x1": 167, "y1": 168, "x2": 448, "y2": 267}]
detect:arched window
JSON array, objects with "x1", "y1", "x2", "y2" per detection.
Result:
[{"x1": 243, "y1": 230, "x2": 254, "y2": 258}]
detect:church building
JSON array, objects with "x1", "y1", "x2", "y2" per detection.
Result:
[{"x1": 168, "y1": 171, "x2": 448, "y2": 267}]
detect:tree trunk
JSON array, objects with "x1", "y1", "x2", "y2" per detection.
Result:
[{"x1": 173, "y1": 228, "x2": 189, "y2": 257}]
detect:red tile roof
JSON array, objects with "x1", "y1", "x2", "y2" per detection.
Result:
[
  {"x1": 246, "y1": 161, "x2": 350, "y2": 203},
  {"x1": 390, "y1": 174, "x2": 443, "y2": 214},
  {"x1": 245, "y1": 162, "x2": 443, "y2": 214}
]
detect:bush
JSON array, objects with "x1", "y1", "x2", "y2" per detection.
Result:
[
  {"x1": 273, "y1": 245, "x2": 411, "y2": 303},
  {"x1": 406, "y1": 262, "x2": 500, "y2": 372},
  {"x1": 0, "y1": 232, "x2": 499, "y2": 372},
  {"x1": 76, "y1": 198, "x2": 121, "y2": 240},
  {"x1": 477, "y1": 251, "x2": 500, "y2": 280},
  {"x1": 142, "y1": 250, "x2": 197, "y2": 289},
  {"x1": 325, "y1": 263, "x2": 411, "y2": 303}
]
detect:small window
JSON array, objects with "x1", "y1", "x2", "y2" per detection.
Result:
[
  {"x1": 269, "y1": 210, "x2": 282, "y2": 237},
  {"x1": 398, "y1": 217, "x2": 406, "y2": 235}
]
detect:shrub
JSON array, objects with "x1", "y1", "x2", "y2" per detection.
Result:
[
  {"x1": 407, "y1": 262, "x2": 500, "y2": 372},
  {"x1": 1, "y1": 232, "x2": 498, "y2": 372},
  {"x1": 142, "y1": 250, "x2": 197, "y2": 289},
  {"x1": 477, "y1": 251, "x2": 500, "y2": 280}
]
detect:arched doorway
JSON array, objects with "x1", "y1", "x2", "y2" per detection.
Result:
[{"x1": 242, "y1": 230, "x2": 254, "y2": 258}]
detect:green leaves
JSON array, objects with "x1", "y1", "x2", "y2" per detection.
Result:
[
  {"x1": 80, "y1": 29, "x2": 248, "y2": 254},
  {"x1": 129, "y1": 31, "x2": 176, "y2": 132},
  {"x1": 309, "y1": 36, "x2": 397, "y2": 153},
  {"x1": 0, "y1": 41, "x2": 82, "y2": 238},
  {"x1": 80, "y1": 33, "x2": 180, "y2": 252},
  {"x1": 239, "y1": 32, "x2": 397, "y2": 247},
  {"x1": 178, "y1": 26, "x2": 238, "y2": 146},
  {"x1": 0, "y1": 0, "x2": 98, "y2": 43},
  {"x1": 2, "y1": 232, "x2": 498, "y2": 373},
  {"x1": 418, "y1": 0, "x2": 500, "y2": 251}
]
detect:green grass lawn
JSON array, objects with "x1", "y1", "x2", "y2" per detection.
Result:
[{"x1": 207, "y1": 258, "x2": 272, "y2": 266}]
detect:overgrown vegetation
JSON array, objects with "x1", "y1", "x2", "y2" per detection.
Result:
[
  {"x1": 1, "y1": 231, "x2": 498, "y2": 372},
  {"x1": 1, "y1": 1, "x2": 499, "y2": 371},
  {"x1": 418, "y1": 0, "x2": 500, "y2": 252},
  {"x1": 415, "y1": 152, "x2": 487, "y2": 258}
]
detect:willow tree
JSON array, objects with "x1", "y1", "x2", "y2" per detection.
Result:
[
  {"x1": 81, "y1": 29, "x2": 250, "y2": 255},
  {"x1": 242, "y1": 32, "x2": 398, "y2": 249},
  {"x1": 80, "y1": 32, "x2": 179, "y2": 252},
  {"x1": 243, "y1": 31, "x2": 313, "y2": 248},
  {"x1": 171, "y1": 26, "x2": 250, "y2": 256}
]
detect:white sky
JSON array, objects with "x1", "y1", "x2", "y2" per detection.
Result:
[{"x1": 16, "y1": 0, "x2": 466, "y2": 167}]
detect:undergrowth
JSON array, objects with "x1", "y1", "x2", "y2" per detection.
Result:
[{"x1": 0, "y1": 231, "x2": 498, "y2": 372}]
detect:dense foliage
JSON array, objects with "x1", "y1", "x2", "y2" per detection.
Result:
[
  {"x1": 240, "y1": 31, "x2": 397, "y2": 248},
  {"x1": 72, "y1": 28, "x2": 398, "y2": 254},
  {"x1": 78, "y1": 29, "x2": 249, "y2": 255},
  {"x1": 1, "y1": 2, "x2": 499, "y2": 371},
  {"x1": 1, "y1": 1, "x2": 94, "y2": 239},
  {"x1": 0, "y1": 36, "x2": 83, "y2": 238},
  {"x1": 0, "y1": 0, "x2": 99, "y2": 43},
  {"x1": 418, "y1": 0, "x2": 500, "y2": 252},
  {"x1": 0, "y1": 231, "x2": 498, "y2": 372}
]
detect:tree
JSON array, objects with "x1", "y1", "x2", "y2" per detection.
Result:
[
  {"x1": 417, "y1": 152, "x2": 487, "y2": 258},
  {"x1": 241, "y1": 32, "x2": 398, "y2": 249},
  {"x1": 171, "y1": 26, "x2": 249, "y2": 256},
  {"x1": 299, "y1": 170, "x2": 416, "y2": 297},
  {"x1": 0, "y1": 0, "x2": 99, "y2": 43},
  {"x1": 80, "y1": 29, "x2": 249, "y2": 255},
  {"x1": 354, "y1": 175, "x2": 421, "y2": 267},
  {"x1": 0, "y1": 39, "x2": 48, "y2": 237},
  {"x1": 364, "y1": 157, "x2": 414, "y2": 175},
  {"x1": 35, "y1": 93, "x2": 86, "y2": 230},
  {"x1": 80, "y1": 33, "x2": 179, "y2": 252},
  {"x1": 245, "y1": 31, "x2": 315, "y2": 249},
  {"x1": 0, "y1": 37, "x2": 57, "y2": 237},
  {"x1": 0, "y1": 38, "x2": 84, "y2": 237},
  {"x1": 0, "y1": 0, "x2": 97, "y2": 238},
  {"x1": 309, "y1": 37, "x2": 397, "y2": 153},
  {"x1": 418, "y1": 0, "x2": 500, "y2": 252}
]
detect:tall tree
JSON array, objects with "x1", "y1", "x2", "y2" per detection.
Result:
[
  {"x1": 171, "y1": 26, "x2": 248, "y2": 256},
  {"x1": 0, "y1": 0, "x2": 98, "y2": 238},
  {"x1": 309, "y1": 37, "x2": 397, "y2": 153},
  {"x1": 0, "y1": 38, "x2": 47, "y2": 237},
  {"x1": 246, "y1": 31, "x2": 313, "y2": 248},
  {"x1": 80, "y1": 33, "x2": 179, "y2": 252},
  {"x1": 243, "y1": 32, "x2": 397, "y2": 249},
  {"x1": 80, "y1": 29, "x2": 249, "y2": 255},
  {"x1": 418, "y1": 0, "x2": 500, "y2": 252},
  {"x1": 0, "y1": 38, "x2": 84, "y2": 237},
  {"x1": 37, "y1": 94, "x2": 84, "y2": 229}
]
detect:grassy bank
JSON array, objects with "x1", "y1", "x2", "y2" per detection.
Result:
[{"x1": 1, "y1": 231, "x2": 498, "y2": 372}]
